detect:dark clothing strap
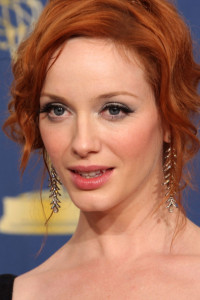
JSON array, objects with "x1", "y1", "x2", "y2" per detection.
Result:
[{"x1": 0, "y1": 274, "x2": 17, "y2": 300}]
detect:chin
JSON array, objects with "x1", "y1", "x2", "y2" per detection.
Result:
[{"x1": 69, "y1": 192, "x2": 117, "y2": 213}]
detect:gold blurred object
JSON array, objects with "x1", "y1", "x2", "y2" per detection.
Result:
[
  {"x1": 0, "y1": 190, "x2": 80, "y2": 235},
  {"x1": 0, "y1": 0, "x2": 43, "y2": 55}
]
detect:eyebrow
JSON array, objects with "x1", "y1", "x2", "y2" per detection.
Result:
[
  {"x1": 96, "y1": 91, "x2": 138, "y2": 99},
  {"x1": 40, "y1": 91, "x2": 138, "y2": 102},
  {"x1": 40, "y1": 93, "x2": 66, "y2": 103}
]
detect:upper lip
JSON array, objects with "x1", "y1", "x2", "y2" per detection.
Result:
[{"x1": 68, "y1": 165, "x2": 113, "y2": 172}]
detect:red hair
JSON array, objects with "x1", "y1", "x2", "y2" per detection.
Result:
[{"x1": 3, "y1": 0, "x2": 200, "y2": 212}]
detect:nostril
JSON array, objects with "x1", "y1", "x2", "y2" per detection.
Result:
[{"x1": 71, "y1": 137, "x2": 101, "y2": 158}]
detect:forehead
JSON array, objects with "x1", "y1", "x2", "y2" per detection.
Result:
[
  {"x1": 47, "y1": 37, "x2": 144, "y2": 74},
  {"x1": 42, "y1": 37, "x2": 153, "y2": 101}
]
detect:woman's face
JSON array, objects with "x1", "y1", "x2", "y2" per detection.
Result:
[{"x1": 39, "y1": 38, "x2": 168, "y2": 212}]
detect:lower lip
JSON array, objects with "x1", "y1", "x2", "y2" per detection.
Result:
[{"x1": 70, "y1": 169, "x2": 114, "y2": 190}]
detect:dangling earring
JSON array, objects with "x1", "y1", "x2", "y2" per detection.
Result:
[
  {"x1": 49, "y1": 166, "x2": 62, "y2": 213},
  {"x1": 163, "y1": 146, "x2": 177, "y2": 213}
]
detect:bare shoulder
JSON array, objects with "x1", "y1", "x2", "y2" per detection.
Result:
[
  {"x1": 13, "y1": 265, "x2": 65, "y2": 300},
  {"x1": 162, "y1": 218, "x2": 200, "y2": 278},
  {"x1": 180, "y1": 219, "x2": 200, "y2": 255},
  {"x1": 12, "y1": 245, "x2": 64, "y2": 300},
  {"x1": 12, "y1": 242, "x2": 78, "y2": 300},
  {"x1": 13, "y1": 273, "x2": 41, "y2": 300}
]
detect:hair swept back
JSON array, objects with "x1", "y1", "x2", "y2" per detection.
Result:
[{"x1": 3, "y1": 0, "x2": 200, "y2": 213}]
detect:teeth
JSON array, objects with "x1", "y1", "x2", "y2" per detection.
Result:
[{"x1": 76, "y1": 170, "x2": 106, "y2": 178}]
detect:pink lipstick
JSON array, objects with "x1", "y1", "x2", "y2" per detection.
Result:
[{"x1": 68, "y1": 166, "x2": 114, "y2": 190}]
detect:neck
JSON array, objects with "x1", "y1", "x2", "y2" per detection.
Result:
[{"x1": 69, "y1": 195, "x2": 182, "y2": 261}]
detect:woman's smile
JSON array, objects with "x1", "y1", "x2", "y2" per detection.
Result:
[{"x1": 68, "y1": 166, "x2": 114, "y2": 190}]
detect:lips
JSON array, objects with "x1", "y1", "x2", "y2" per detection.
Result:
[
  {"x1": 73, "y1": 169, "x2": 106, "y2": 178},
  {"x1": 68, "y1": 166, "x2": 114, "y2": 190}
]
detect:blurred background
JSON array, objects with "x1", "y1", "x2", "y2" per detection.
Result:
[{"x1": 0, "y1": 0, "x2": 200, "y2": 276}]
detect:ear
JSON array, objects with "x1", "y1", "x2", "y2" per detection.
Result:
[{"x1": 163, "y1": 122, "x2": 171, "y2": 143}]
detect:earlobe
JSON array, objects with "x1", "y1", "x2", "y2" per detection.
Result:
[
  {"x1": 163, "y1": 123, "x2": 171, "y2": 143},
  {"x1": 163, "y1": 132, "x2": 171, "y2": 143}
]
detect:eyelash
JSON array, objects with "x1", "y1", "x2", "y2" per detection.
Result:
[
  {"x1": 39, "y1": 103, "x2": 68, "y2": 118},
  {"x1": 101, "y1": 102, "x2": 134, "y2": 120},
  {"x1": 39, "y1": 102, "x2": 134, "y2": 120}
]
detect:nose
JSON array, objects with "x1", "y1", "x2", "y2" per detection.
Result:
[{"x1": 71, "y1": 115, "x2": 101, "y2": 158}]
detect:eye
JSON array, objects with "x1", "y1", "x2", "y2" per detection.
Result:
[
  {"x1": 52, "y1": 105, "x2": 65, "y2": 116},
  {"x1": 39, "y1": 103, "x2": 69, "y2": 119},
  {"x1": 107, "y1": 106, "x2": 122, "y2": 115},
  {"x1": 100, "y1": 102, "x2": 134, "y2": 120}
]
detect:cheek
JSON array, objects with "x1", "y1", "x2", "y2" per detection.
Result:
[
  {"x1": 39, "y1": 123, "x2": 68, "y2": 163},
  {"x1": 109, "y1": 115, "x2": 163, "y2": 161}
]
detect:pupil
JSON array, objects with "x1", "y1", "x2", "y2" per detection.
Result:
[
  {"x1": 54, "y1": 106, "x2": 64, "y2": 116},
  {"x1": 109, "y1": 107, "x2": 120, "y2": 115}
]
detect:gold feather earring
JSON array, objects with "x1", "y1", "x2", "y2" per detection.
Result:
[
  {"x1": 49, "y1": 166, "x2": 62, "y2": 213},
  {"x1": 163, "y1": 146, "x2": 177, "y2": 213}
]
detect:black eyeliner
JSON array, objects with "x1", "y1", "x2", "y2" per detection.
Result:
[
  {"x1": 102, "y1": 102, "x2": 134, "y2": 113},
  {"x1": 39, "y1": 103, "x2": 54, "y2": 114},
  {"x1": 39, "y1": 103, "x2": 66, "y2": 114}
]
